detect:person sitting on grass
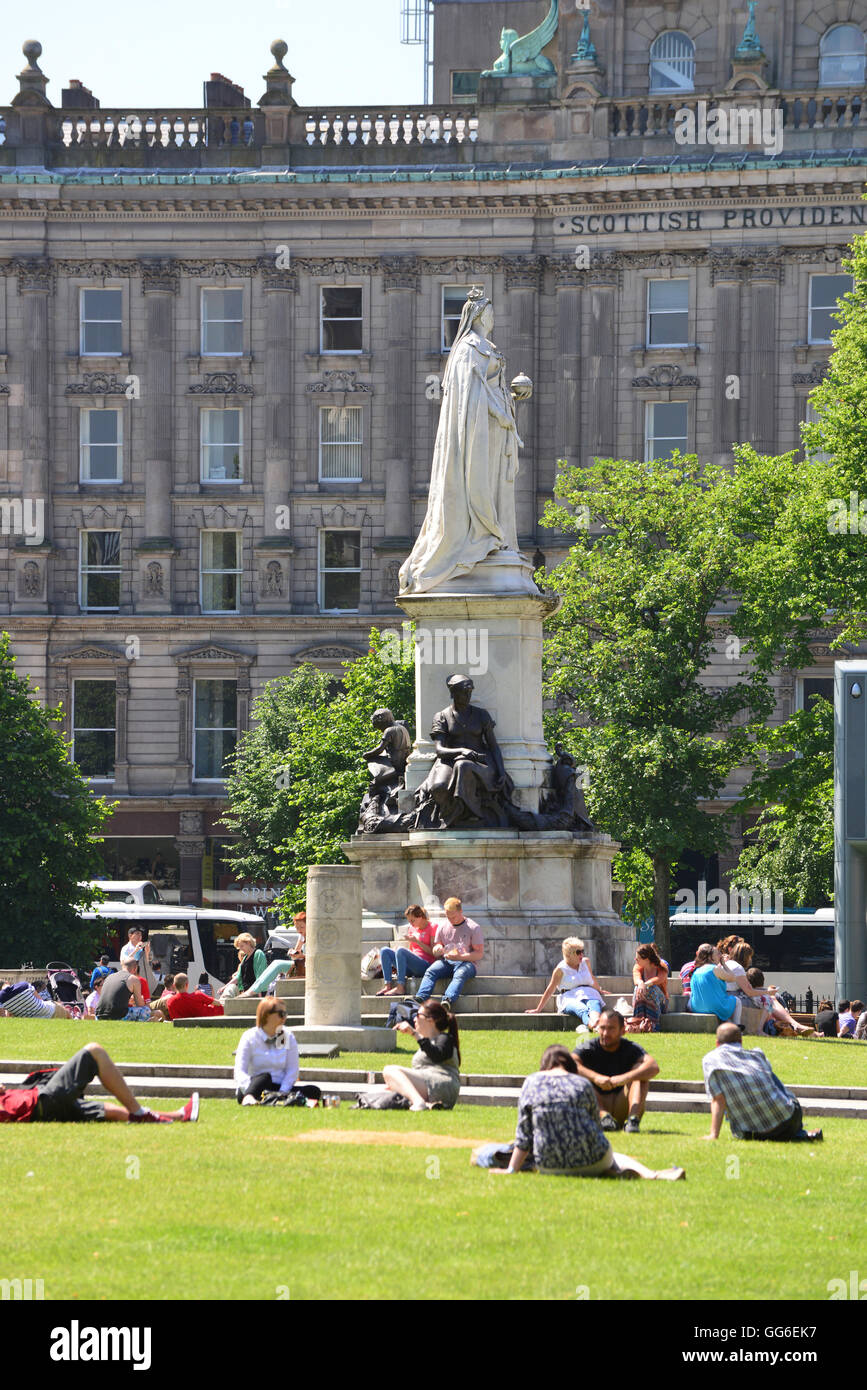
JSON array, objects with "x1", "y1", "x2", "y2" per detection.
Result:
[
  {"x1": 629, "y1": 944, "x2": 669, "y2": 1031},
  {"x1": 837, "y1": 1001, "x2": 857, "y2": 1038},
  {"x1": 0, "y1": 1041, "x2": 198, "y2": 1124},
  {"x1": 377, "y1": 904, "x2": 436, "y2": 997},
  {"x1": 701, "y1": 1022, "x2": 822, "y2": 1143},
  {"x1": 125, "y1": 957, "x2": 150, "y2": 1004},
  {"x1": 746, "y1": 967, "x2": 816, "y2": 1037},
  {"x1": 234, "y1": 997, "x2": 321, "y2": 1106},
  {"x1": 84, "y1": 977, "x2": 103, "y2": 1018},
  {"x1": 219, "y1": 932, "x2": 268, "y2": 1001},
  {"x1": 95, "y1": 963, "x2": 158, "y2": 1022},
  {"x1": 0, "y1": 980, "x2": 71, "y2": 1020},
  {"x1": 688, "y1": 944, "x2": 743, "y2": 1024},
  {"x1": 162, "y1": 973, "x2": 224, "y2": 1020},
  {"x1": 853, "y1": 1001, "x2": 867, "y2": 1040},
  {"x1": 524, "y1": 937, "x2": 605, "y2": 1031},
  {"x1": 89, "y1": 955, "x2": 113, "y2": 992},
  {"x1": 572, "y1": 1007, "x2": 659, "y2": 1133},
  {"x1": 814, "y1": 999, "x2": 838, "y2": 1037},
  {"x1": 383, "y1": 1000, "x2": 462, "y2": 1111},
  {"x1": 197, "y1": 972, "x2": 214, "y2": 998},
  {"x1": 472, "y1": 1044, "x2": 684, "y2": 1180}
]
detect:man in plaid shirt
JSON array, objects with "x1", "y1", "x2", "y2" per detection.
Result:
[{"x1": 701, "y1": 1023, "x2": 823, "y2": 1142}]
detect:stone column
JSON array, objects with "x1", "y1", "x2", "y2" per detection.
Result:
[
  {"x1": 254, "y1": 259, "x2": 296, "y2": 610},
  {"x1": 305, "y1": 864, "x2": 362, "y2": 1027},
  {"x1": 552, "y1": 265, "x2": 582, "y2": 482},
  {"x1": 138, "y1": 260, "x2": 178, "y2": 610},
  {"x1": 585, "y1": 275, "x2": 617, "y2": 466},
  {"x1": 747, "y1": 255, "x2": 781, "y2": 458},
  {"x1": 710, "y1": 259, "x2": 742, "y2": 464},
  {"x1": 381, "y1": 256, "x2": 418, "y2": 543},
  {"x1": 505, "y1": 257, "x2": 541, "y2": 545},
  {"x1": 18, "y1": 259, "x2": 51, "y2": 529}
]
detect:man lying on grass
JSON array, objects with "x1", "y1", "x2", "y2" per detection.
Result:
[
  {"x1": 0, "y1": 1042, "x2": 199, "y2": 1125},
  {"x1": 472, "y1": 1044, "x2": 684, "y2": 1179},
  {"x1": 702, "y1": 1022, "x2": 822, "y2": 1143}
]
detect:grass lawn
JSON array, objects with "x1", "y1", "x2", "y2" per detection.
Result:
[
  {"x1": 1, "y1": 1099, "x2": 864, "y2": 1301},
  {"x1": 1, "y1": 1019, "x2": 866, "y2": 1300},
  {"x1": 1, "y1": 1018, "x2": 864, "y2": 1087}
]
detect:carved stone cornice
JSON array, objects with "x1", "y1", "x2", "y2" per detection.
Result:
[
  {"x1": 710, "y1": 248, "x2": 784, "y2": 283},
  {"x1": 292, "y1": 642, "x2": 365, "y2": 662},
  {"x1": 293, "y1": 257, "x2": 378, "y2": 275},
  {"x1": 381, "y1": 254, "x2": 420, "y2": 291},
  {"x1": 66, "y1": 373, "x2": 129, "y2": 396},
  {"x1": 188, "y1": 372, "x2": 254, "y2": 395},
  {"x1": 418, "y1": 256, "x2": 506, "y2": 276},
  {"x1": 549, "y1": 255, "x2": 586, "y2": 287},
  {"x1": 785, "y1": 245, "x2": 844, "y2": 266},
  {"x1": 306, "y1": 371, "x2": 370, "y2": 394},
  {"x1": 793, "y1": 360, "x2": 831, "y2": 387},
  {"x1": 174, "y1": 642, "x2": 254, "y2": 664},
  {"x1": 177, "y1": 259, "x2": 257, "y2": 277},
  {"x1": 56, "y1": 260, "x2": 136, "y2": 279},
  {"x1": 504, "y1": 255, "x2": 543, "y2": 290},
  {"x1": 49, "y1": 644, "x2": 126, "y2": 664},
  {"x1": 632, "y1": 364, "x2": 700, "y2": 389}
]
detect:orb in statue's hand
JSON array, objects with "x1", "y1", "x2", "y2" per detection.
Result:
[{"x1": 510, "y1": 371, "x2": 533, "y2": 401}]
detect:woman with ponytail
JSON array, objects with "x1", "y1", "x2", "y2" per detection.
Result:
[{"x1": 382, "y1": 1001, "x2": 462, "y2": 1110}]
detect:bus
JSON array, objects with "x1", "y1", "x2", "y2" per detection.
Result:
[{"x1": 669, "y1": 907, "x2": 835, "y2": 998}]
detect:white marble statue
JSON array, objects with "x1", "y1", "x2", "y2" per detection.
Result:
[{"x1": 399, "y1": 287, "x2": 532, "y2": 595}]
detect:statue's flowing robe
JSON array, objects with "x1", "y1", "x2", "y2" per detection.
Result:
[{"x1": 399, "y1": 329, "x2": 521, "y2": 594}]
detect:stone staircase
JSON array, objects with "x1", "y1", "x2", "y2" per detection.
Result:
[
  {"x1": 2, "y1": 1057, "x2": 864, "y2": 1118},
  {"x1": 174, "y1": 973, "x2": 728, "y2": 1035}
]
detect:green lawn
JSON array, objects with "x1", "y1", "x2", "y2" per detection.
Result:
[
  {"x1": 1, "y1": 1018, "x2": 864, "y2": 1088},
  {"x1": 1, "y1": 1098, "x2": 864, "y2": 1301}
]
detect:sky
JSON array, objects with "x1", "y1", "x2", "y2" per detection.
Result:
[{"x1": 3, "y1": 0, "x2": 427, "y2": 110}]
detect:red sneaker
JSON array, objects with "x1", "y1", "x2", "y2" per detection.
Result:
[
  {"x1": 129, "y1": 1108, "x2": 172, "y2": 1124},
  {"x1": 158, "y1": 1093, "x2": 200, "y2": 1123}
]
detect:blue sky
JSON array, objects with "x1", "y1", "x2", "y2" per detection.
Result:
[{"x1": 3, "y1": 0, "x2": 426, "y2": 109}]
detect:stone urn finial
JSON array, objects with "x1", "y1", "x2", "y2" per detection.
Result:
[
  {"x1": 12, "y1": 38, "x2": 51, "y2": 107},
  {"x1": 269, "y1": 38, "x2": 289, "y2": 71},
  {"x1": 258, "y1": 37, "x2": 295, "y2": 106}
]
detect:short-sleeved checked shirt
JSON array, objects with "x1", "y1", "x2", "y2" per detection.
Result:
[{"x1": 702, "y1": 1044, "x2": 796, "y2": 1138}]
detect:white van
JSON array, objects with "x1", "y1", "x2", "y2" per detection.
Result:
[
  {"x1": 83, "y1": 880, "x2": 165, "y2": 906},
  {"x1": 78, "y1": 903, "x2": 270, "y2": 993}
]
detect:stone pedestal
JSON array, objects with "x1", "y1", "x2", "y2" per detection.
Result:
[
  {"x1": 306, "y1": 863, "x2": 363, "y2": 1027},
  {"x1": 345, "y1": 829, "x2": 634, "y2": 977},
  {"x1": 397, "y1": 577, "x2": 558, "y2": 813}
]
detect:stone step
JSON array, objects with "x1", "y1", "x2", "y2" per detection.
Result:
[{"x1": 3, "y1": 1065, "x2": 864, "y2": 1118}]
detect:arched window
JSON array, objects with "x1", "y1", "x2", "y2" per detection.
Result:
[
  {"x1": 649, "y1": 32, "x2": 695, "y2": 93},
  {"x1": 819, "y1": 25, "x2": 866, "y2": 86}
]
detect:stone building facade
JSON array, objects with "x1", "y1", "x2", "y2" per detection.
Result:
[{"x1": 0, "y1": 6, "x2": 864, "y2": 906}]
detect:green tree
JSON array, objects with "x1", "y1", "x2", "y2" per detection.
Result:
[
  {"x1": 540, "y1": 446, "x2": 836, "y2": 963},
  {"x1": 0, "y1": 631, "x2": 113, "y2": 969},
  {"x1": 731, "y1": 698, "x2": 833, "y2": 907},
  {"x1": 223, "y1": 629, "x2": 414, "y2": 918}
]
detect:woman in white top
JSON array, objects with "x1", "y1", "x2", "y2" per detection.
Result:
[
  {"x1": 525, "y1": 937, "x2": 606, "y2": 1030},
  {"x1": 234, "y1": 997, "x2": 320, "y2": 1106}
]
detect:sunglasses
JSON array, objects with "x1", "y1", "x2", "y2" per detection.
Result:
[{"x1": 273, "y1": 1010, "x2": 287, "y2": 1019}]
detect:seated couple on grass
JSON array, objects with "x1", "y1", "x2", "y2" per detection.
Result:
[{"x1": 472, "y1": 1038, "x2": 683, "y2": 1180}]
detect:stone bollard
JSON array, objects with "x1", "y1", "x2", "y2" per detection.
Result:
[{"x1": 304, "y1": 863, "x2": 362, "y2": 1028}]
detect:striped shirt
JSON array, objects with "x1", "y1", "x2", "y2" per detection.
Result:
[
  {"x1": 0, "y1": 984, "x2": 56, "y2": 1020},
  {"x1": 702, "y1": 1043, "x2": 796, "y2": 1138}
]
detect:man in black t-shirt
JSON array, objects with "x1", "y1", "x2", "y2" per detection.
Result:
[{"x1": 573, "y1": 1007, "x2": 659, "y2": 1134}]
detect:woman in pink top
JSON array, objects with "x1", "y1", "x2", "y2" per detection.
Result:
[{"x1": 377, "y1": 905, "x2": 437, "y2": 997}]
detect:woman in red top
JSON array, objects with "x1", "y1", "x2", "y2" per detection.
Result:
[{"x1": 377, "y1": 904, "x2": 436, "y2": 997}]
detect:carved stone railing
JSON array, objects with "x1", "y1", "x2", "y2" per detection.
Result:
[
  {"x1": 296, "y1": 108, "x2": 479, "y2": 147},
  {"x1": 603, "y1": 89, "x2": 864, "y2": 141},
  {"x1": 53, "y1": 108, "x2": 263, "y2": 150}
]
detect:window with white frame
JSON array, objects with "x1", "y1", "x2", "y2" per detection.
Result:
[
  {"x1": 193, "y1": 679, "x2": 238, "y2": 780},
  {"x1": 645, "y1": 402, "x2": 688, "y2": 461},
  {"x1": 80, "y1": 409, "x2": 122, "y2": 482},
  {"x1": 649, "y1": 32, "x2": 695, "y2": 92},
  {"x1": 803, "y1": 399, "x2": 831, "y2": 463},
  {"x1": 201, "y1": 288, "x2": 243, "y2": 355},
  {"x1": 72, "y1": 679, "x2": 116, "y2": 779},
  {"x1": 320, "y1": 287, "x2": 363, "y2": 353},
  {"x1": 79, "y1": 531, "x2": 121, "y2": 611},
  {"x1": 319, "y1": 406, "x2": 362, "y2": 481},
  {"x1": 200, "y1": 409, "x2": 242, "y2": 481},
  {"x1": 819, "y1": 25, "x2": 866, "y2": 85},
  {"x1": 200, "y1": 531, "x2": 242, "y2": 613},
  {"x1": 798, "y1": 676, "x2": 834, "y2": 711},
  {"x1": 319, "y1": 530, "x2": 361, "y2": 611},
  {"x1": 442, "y1": 285, "x2": 473, "y2": 350},
  {"x1": 808, "y1": 274, "x2": 853, "y2": 343},
  {"x1": 80, "y1": 288, "x2": 122, "y2": 356},
  {"x1": 647, "y1": 280, "x2": 689, "y2": 347}
]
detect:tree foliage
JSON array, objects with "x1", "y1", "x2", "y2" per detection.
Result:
[
  {"x1": 540, "y1": 446, "x2": 837, "y2": 960},
  {"x1": 223, "y1": 629, "x2": 414, "y2": 918},
  {"x1": 0, "y1": 631, "x2": 113, "y2": 969}
]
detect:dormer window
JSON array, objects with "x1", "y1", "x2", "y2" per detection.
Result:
[{"x1": 649, "y1": 32, "x2": 695, "y2": 93}]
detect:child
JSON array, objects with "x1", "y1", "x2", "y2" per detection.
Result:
[
  {"x1": 197, "y1": 972, "x2": 214, "y2": 998},
  {"x1": 746, "y1": 967, "x2": 778, "y2": 1035}
]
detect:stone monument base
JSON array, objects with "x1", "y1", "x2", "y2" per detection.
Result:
[
  {"x1": 344, "y1": 829, "x2": 634, "y2": 977},
  {"x1": 291, "y1": 1026, "x2": 396, "y2": 1053}
]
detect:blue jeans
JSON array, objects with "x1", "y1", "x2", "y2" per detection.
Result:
[
  {"x1": 380, "y1": 948, "x2": 430, "y2": 988},
  {"x1": 416, "y1": 958, "x2": 477, "y2": 1005},
  {"x1": 561, "y1": 997, "x2": 602, "y2": 1026}
]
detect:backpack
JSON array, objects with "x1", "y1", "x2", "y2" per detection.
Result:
[
  {"x1": 386, "y1": 997, "x2": 420, "y2": 1030},
  {"x1": 361, "y1": 948, "x2": 383, "y2": 980},
  {"x1": 351, "y1": 1088, "x2": 410, "y2": 1110}
]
